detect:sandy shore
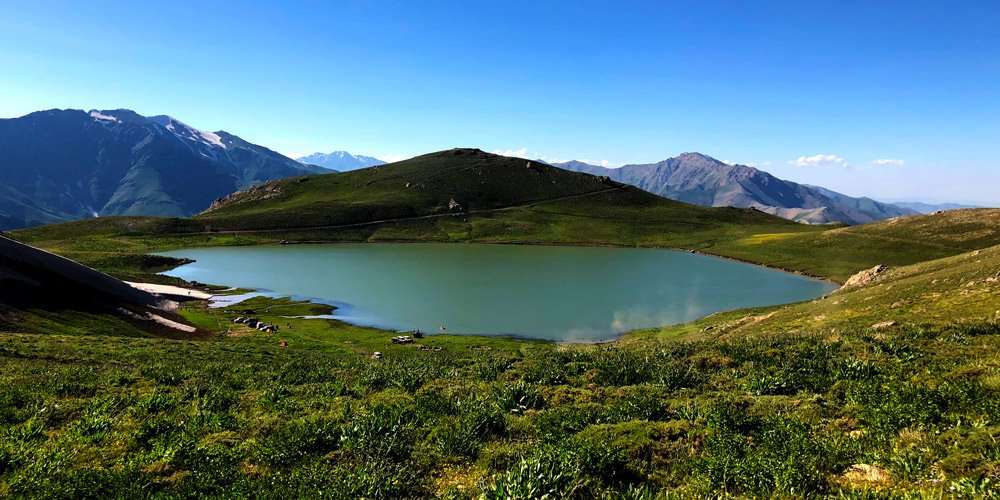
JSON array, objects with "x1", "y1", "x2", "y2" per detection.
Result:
[{"x1": 126, "y1": 282, "x2": 213, "y2": 300}]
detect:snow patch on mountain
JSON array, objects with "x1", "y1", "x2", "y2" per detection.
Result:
[
  {"x1": 296, "y1": 151, "x2": 385, "y2": 171},
  {"x1": 89, "y1": 111, "x2": 120, "y2": 123}
]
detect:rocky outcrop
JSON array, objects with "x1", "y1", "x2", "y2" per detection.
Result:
[
  {"x1": 840, "y1": 265, "x2": 888, "y2": 290},
  {"x1": 205, "y1": 182, "x2": 284, "y2": 212}
]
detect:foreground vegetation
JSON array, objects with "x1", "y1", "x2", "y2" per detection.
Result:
[
  {"x1": 2, "y1": 242, "x2": 999, "y2": 497},
  {"x1": 2, "y1": 311, "x2": 998, "y2": 497}
]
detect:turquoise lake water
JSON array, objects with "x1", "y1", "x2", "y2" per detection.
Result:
[{"x1": 160, "y1": 243, "x2": 835, "y2": 341}]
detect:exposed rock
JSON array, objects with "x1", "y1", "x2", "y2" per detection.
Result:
[
  {"x1": 841, "y1": 464, "x2": 890, "y2": 484},
  {"x1": 840, "y1": 265, "x2": 888, "y2": 290},
  {"x1": 207, "y1": 181, "x2": 284, "y2": 212},
  {"x1": 870, "y1": 320, "x2": 897, "y2": 330}
]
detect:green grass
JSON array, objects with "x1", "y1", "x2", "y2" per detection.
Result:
[
  {"x1": 627, "y1": 241, "x2": 1000, "y2": 344},
  {"x1": 1, "y1": 308, "x2": 998, "y2": 497},
  {"x1": 2, "y1": 238, "x2": 999, "y2": 496}
]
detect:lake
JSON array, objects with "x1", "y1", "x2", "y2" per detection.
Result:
[{"x1": 160, "y1": 243, "x2": 836, "y2": 341}]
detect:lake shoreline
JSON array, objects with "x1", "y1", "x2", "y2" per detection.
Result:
[{"x1": 158, "y1": 241, "x2": 836, "y2": 343}]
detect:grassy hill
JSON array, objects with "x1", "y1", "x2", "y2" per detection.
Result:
[
  {"x1": 705, "y1": 208, "x2": 1000, "y2": 282},
  {"x1": 632, "y1": 241, "x2": 1000, "y2": 342}
]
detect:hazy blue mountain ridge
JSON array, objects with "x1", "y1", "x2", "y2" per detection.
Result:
[
  {"x1": 0, "y1": 109, "x2": 326, "y2": 229},
  {"x1": 554, "y1": 153, "x2": 915, "y2": 224}
]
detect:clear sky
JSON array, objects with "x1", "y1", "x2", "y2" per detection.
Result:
[{"x1": 1, "y1": 0, "x2": 998, "y2": 205}]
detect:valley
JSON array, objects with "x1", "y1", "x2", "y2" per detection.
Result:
[{"x1": 2, "y1": 152, "x2": 999, "y2": 498}]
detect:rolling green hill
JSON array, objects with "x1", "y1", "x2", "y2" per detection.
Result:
[
  {"x1": 196, "y1": 148, "x2": 800, "y2": 232},
  {"x1": 705, "y1": 208, "x2": 1000, "y2": 281}
]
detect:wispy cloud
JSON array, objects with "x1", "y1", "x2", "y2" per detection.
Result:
[
  {"x1": 492, "y1": 147, "x2": 530, "y2": 158},
  {"x1": 790, "y1": 154, "x2": 848, "y2": 167},
  {"x1": 872, "y1": 158, "x2": 904, "y2": 166},
  {"x1": 491, "y1": 147, "x2": 619, "y2": 166}
]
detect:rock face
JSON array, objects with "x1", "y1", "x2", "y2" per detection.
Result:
[
  {"x1": 0, "y1": 109, "x2": 328, "y2": 230},
  {"x1": 206, "y1": 181, "x2": 284, "y2": 212},
  {"x1": 841, "y1": 265, "x2": 889, "y2": 289},
  {"x1": 553, "y1": 153, "x2": 916, "y2": 225}
]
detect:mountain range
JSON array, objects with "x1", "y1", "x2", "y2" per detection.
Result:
[
  {"x1": 0, "y1": 109, "x2": 327, "y2": 230},
  {"x1": 0, "y1": 108, "x2": 928, "y2": 230},
  {"x1": 889, "y1": 201, "x2": 982, "y2": 214},
  {"x1": 297, "y1": 151, "x2": 385, "y2": 171},
  {"x1": 553, "y1": 153, "x2": 916, "y2": 225}
]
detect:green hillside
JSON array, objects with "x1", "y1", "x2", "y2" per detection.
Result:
[
  {"x1": 0, "y1": 245, "x2": 997, "y2": 497},
  {"x1": 633, "y1": 241, "x2": 1000, "y2": 342},
  {"x1": 705, "y1": 208, "x2": 1000, "y2": 282}
]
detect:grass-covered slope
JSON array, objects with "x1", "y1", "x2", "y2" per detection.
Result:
[
  {"x1": 0, "y1": 235, "x2": 199, "y2": 338},
  {"x1": 0, "y1": 250, "x2": 997, "y2": 497},
  {"x1": 197, "y1": 148, "x2": 798, "y2": 232},
  {"x1": 705, "y1": 208, "x2": 1000, "y2": 282},
  {"x1": 634, "y1": 242, "x2": 1000, "y2": 342}
]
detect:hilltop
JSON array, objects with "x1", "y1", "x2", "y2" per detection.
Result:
[
  {"x1": 198, "y1": 148, "x2": 805, "y2": 235},
  {"x1": 555, "y1": 153, "x2": 915, "y2": 225}
]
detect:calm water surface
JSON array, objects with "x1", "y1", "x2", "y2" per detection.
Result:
[{"x1": 160, "y1": 244, "x2": 835, "y2": 341}]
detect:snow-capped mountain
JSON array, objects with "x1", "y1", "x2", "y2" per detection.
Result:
[
  {"x1": 0, "y1": 109, "x2": 329, "y2": 230},
  {"x1": 297, "y1": 151, "x2": 385, "y2": 171}
]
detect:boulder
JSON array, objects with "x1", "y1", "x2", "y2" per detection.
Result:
[{"x1": 840, "y1": 265, "x2": 888, "y2": 290}]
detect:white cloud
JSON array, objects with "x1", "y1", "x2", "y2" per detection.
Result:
[
  {"x1": 790, "y1": 154, "x2": 849, "y2": 167},
  {"x1": 872, "y1": 158, "x2": 905, "y2": 166},
  {"x1": 492, "y1": 147, "x2": 529, "y2": 158}
]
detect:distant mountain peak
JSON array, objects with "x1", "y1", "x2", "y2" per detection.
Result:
[
  {"x1": 296, "y1": 150, "x2": 385, "y2": 171},
  {"x1": 675, "y1": 152, "x2": 721, "y2": 163},
  {"x1": 554, "y1": 152, "x2": 916, "y2": 225},
  {"x1": 0, "y1": 108, "x2": 326, "y2": 230}
]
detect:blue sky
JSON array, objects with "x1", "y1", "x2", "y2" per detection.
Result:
[{"x1": 1, "y1": 0, "x2": 998, "y2": 205}]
